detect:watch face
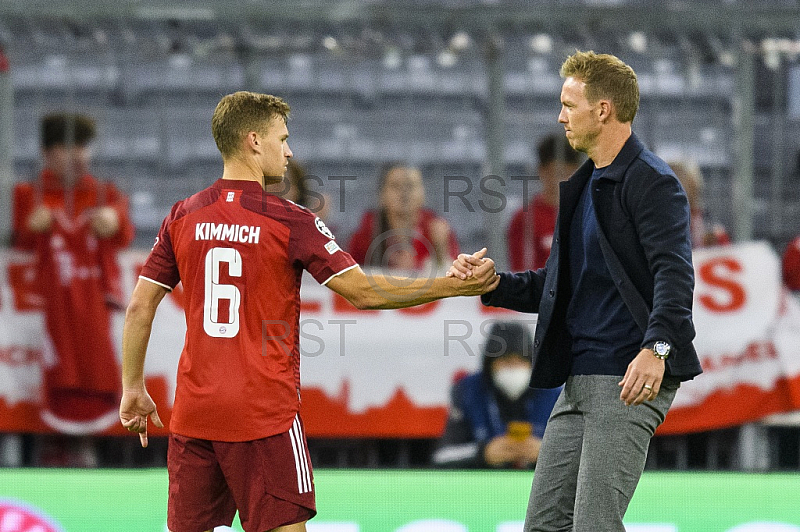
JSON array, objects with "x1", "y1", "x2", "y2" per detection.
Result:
[{"x1": 654, "y1": 342, "x2": 670, "y2": 357}]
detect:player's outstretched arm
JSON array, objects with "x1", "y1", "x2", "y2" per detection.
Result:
[
  {"x1": 326, "y1": 252, "x2": 499, "y2": 310},
  {"x1": 120, "y1": 279, "x2": 168, "y2": 447}
]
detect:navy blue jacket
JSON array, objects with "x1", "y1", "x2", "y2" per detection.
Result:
[{"x1": 482, "y1": 134, "x2": 702, "y2": 388}]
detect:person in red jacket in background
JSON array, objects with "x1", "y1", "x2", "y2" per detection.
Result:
[
  {"x1": 782, "y1": 237, "x2": 800, "y2": 291},
  {"x1": 507, "y1": 134, "x2": 582, "y2": 271},
  {"x1": 12, "y1": 113, "x2": 134, "y2": 465},
  {"x1": 348, "y1": 162, "x2": 458, "y2": 271}
]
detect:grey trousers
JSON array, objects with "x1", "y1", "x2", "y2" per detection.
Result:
[{"x1": 524, "y1": 375, "x2": 679, "y2": 532}]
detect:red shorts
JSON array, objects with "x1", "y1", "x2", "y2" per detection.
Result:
[{"x1": 167, "y1": 414, "x2": 316, "y2": 532}]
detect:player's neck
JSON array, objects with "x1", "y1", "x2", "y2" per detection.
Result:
[{"x1": 221, "y1": 159, "x2": 266, "y2": 189}]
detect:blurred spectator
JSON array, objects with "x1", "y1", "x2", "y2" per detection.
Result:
[
  {"x1": 348, "y1": 162, "x2": 458, "y2": 270},
  {"x1": 507, "y1": 134, "x2": 582, "y2": 271},
  {"x1": 11, "y1": 112, "x2": 134, "y2": 466},
  {"x1": 265, "y1": 159, "x2": 331, "y2": 222},
  {"x1": 669, "y1": 160, "x2": 730, "y2": 248},
  {"x1": 432, "y1": 321, "x2": 560, "y2": 469},
  {"x1": 782, "y1": 237, "x2": 800, "y2": 290},
  {"x1": 782, "y1": 151, "x2": 800, "y2": 291}
]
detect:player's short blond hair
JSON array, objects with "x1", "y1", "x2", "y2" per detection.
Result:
[
  {"x1": 560, "y1": 50, "x2": 639, "y2": 123},
  {"x1": 211, "y1": 91, "x2": 290, "y2": 159}
]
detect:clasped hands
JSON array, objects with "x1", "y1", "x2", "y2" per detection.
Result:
[
  {"x1": 27, "y1": 205, "x2": 120, "y2": 238},
  {"x1": 445, "y1": 248, "x2": 500, "y2": 295},
  {"x1": 484, "y1": 434, "x2": 542, "y2": 468},
  {"x1": 446, "y1": 247, "x2": 496, "y2": 281}
]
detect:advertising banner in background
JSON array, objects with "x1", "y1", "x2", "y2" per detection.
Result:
[{"x1": 1, "y1": 241, "x2": 799, "y2": 437}]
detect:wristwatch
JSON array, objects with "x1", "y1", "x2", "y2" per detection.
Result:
[{"x1": 650, "y1": 341, "x2": 671, "y2": 360}]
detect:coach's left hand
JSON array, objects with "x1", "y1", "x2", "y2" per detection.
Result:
[{"x1": 618, "y1": 349, "x2": 665, "y2": 406}]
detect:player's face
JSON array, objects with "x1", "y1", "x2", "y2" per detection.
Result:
[
  {"x1": 558, "y1": 76, "x2": 601, "y2": 154},
  {"x1": 259, "y1": 116, "x2": 293, "y2": 184}
]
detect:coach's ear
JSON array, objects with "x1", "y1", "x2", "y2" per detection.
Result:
[{"x1": 597, "y1": 98, "x2": 613, "y2": 123}]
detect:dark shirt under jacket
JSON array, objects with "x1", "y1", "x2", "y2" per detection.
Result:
[
  {"x1": 482, "y1": 133, "x2": 702, "y2": 389},
  {"x1": 567, "y1": 166, "x2": 642, "y2": 376}
]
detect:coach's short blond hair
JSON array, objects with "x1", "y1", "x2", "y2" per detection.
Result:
[
  {"x1": 560, "y1": 50, "x2": 639, "y2": 123},
  {"x1": 211, "y1": 91, "x2": 290, "y2": 159}
]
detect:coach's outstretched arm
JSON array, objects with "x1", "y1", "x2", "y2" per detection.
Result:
[
  {"x1": 327, "y1": 248, "x2": 499, "y2": 310},
  {"x1": 119, "y1": 279, "x2": 168, "y2": 447}
]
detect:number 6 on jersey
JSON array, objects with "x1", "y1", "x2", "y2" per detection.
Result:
[{"x1": 204, "y1": 247, "x2": 242, "y2": 338}]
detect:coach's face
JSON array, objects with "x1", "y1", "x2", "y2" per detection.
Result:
[
  {"x1": 558, "y1": 76, "x2": 601, "y2": 154},
  {"x1": 258, "y1": 116, "x2": 293, "y2": 184}
]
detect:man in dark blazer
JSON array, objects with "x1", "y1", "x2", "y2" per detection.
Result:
[{"x1": 449, "y1": 50, "x2": 702, "y2": 532}]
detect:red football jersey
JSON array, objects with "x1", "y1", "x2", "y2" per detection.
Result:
[{"x1": 140, "y1": 179, "x2": 357, "y2": 441}]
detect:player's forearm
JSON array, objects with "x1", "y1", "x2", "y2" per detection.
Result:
[
  {"x1": 121, "y1": 312, "x2": 154, "y2": 390},
  {"x1": 357, "y1": 274, "x2": 484, "y2": 309}
]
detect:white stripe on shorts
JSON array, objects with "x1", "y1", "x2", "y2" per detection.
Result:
[{"x1": 289, "y1": 414, "x2": 312, "y2": 494}]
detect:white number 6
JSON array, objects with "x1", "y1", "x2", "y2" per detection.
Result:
[{"x1": 203, "y1": 247, "x2": 242, "y2": 338}]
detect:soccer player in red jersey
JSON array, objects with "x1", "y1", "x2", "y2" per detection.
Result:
[{"x1": 119, "y1": 91, "x2": 498, "y2": 532}]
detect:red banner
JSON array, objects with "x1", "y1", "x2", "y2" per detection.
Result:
[{"x1": 1, "y1": 242, "x2": 799, "y2": 437}]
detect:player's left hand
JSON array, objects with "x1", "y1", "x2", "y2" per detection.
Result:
[
  {"x1": 618, "y1": 348, "x2": 665, "y2": 406},
  {"x1": 120, "y1": 387, "x2": 164, "y2": 448}
]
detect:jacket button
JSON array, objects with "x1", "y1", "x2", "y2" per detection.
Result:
[
  {"x1": 549, "y1": 289, "x2": 555, "y2": 297},
  {"x1": 534, "y1": 339, "x2": 540, "y2": 347}
]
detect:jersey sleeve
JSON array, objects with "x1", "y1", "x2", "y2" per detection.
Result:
[
  {"x1": 139, "y1": 203, "x2": 181, "y2": 290},
  {"x1": 290, "y1": 212, "x2": 357, "y2": 285}
]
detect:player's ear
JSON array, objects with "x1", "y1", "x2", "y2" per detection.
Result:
[{"x1": 244, "y1": 131, "x2": 260, "y2": 153}]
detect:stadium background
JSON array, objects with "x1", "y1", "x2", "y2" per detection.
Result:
[{"x1": 1, "y1": 0, "x2": 800, "y2": 530}]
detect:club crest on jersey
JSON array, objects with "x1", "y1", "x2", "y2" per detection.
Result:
[{"x1": 315, "y1": 217, "x2": 335, "y2": 239}]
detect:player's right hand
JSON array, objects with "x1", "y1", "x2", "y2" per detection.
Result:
[{"x1": 120, "y1": 387, "x2": 164, "y2": 448}]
